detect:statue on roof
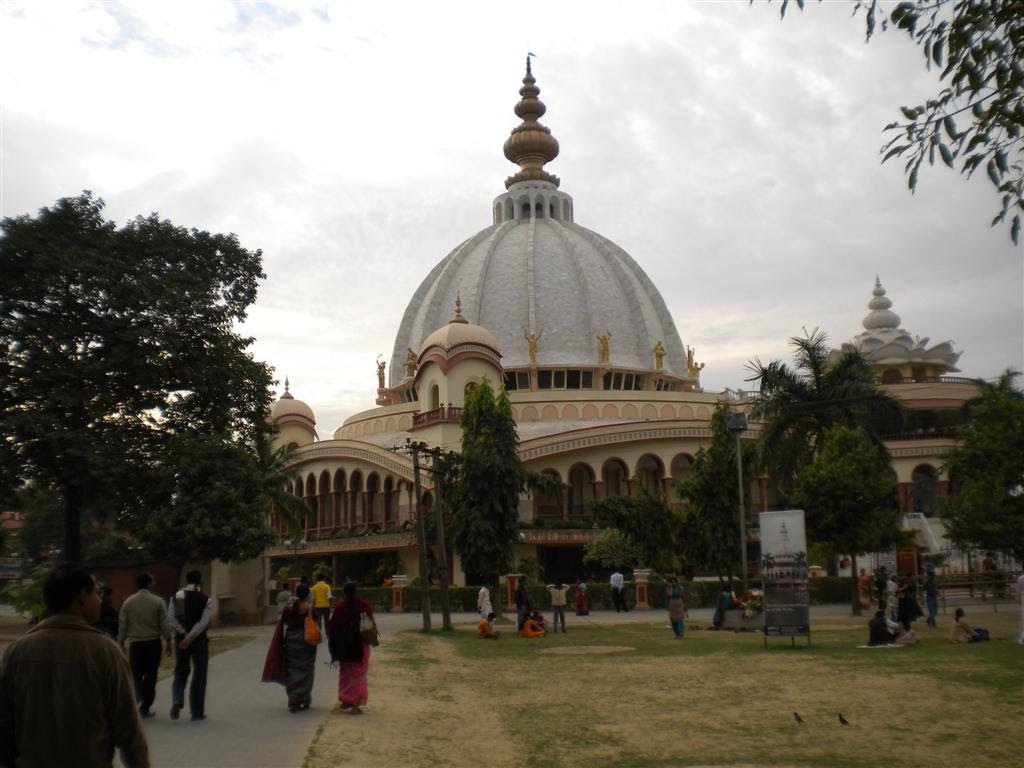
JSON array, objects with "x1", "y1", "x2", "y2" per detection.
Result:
[
  {"x1": 653, "y1": 340, "x2": 667, "y2": 370},
  {"x1": 405, "y1": 347, "x2": 417, "y2": 378},
  {"x1": 596, "y1": 331, "x2": 611, "y2": 364},
  {"x1": 524, "y1": 329, "x2": 542, "y2": 363},
  {"x1": 376, "y1": 357, "x2": 386, "y2": 389},
  {"x1": 687, "y1": 345, "x2": 705, "y2": 378}
]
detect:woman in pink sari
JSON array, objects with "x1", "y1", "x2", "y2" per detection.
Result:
[{"x1": 327, "y1": 582, "x2": 373, "y2": 714}]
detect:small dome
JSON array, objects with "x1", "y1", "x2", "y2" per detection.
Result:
[
  {"x1": 270, "y1": 379, "x2": 316, "y2": 424},
  {"x1": 419, "y1": 295, "x2": 501, "y2": 355}
]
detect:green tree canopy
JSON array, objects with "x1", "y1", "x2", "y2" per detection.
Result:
[
  {"x1": 591, "y1": 492, "x2": 675, "y2": 570},
  {"x1": 746, "y1": 328, "x2": 903, "y2": 496},
  {"x1": 941, "y1": 370, "x2": 1024, "y2": 562},
  {"x1": 451, "y1": 378, "x2": 524, "y2": 582},
  {"x1": 769, "y1": 0, "x2": 1024, "y2": 243},
  {"x1": 582, "y1": 529, "x2": 642, "y2": 571},
  {"x1": 0, "y1": 193, "x2": 275, "y2": 561},
  {"x1": 676, "y1": 404, "x2": 750, "y2": 582},
  {"x1": 791, "y1": 423, "x2": 903, "y2": 613}
]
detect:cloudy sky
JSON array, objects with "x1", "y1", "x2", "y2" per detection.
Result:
[{"x1": 2, "y1": 1, "x2": 1021, "y2": 432}]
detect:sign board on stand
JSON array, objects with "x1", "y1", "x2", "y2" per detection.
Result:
[{"x1": 759, "y1": 509, "x2": 810, "y2": 646}]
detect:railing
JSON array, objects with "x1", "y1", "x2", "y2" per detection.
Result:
[
  {"x1": 881, "y1": 428, "x2": 958, "y2": 441},
  {"x1": 412, "y1": 405, "x2": 463, "y2": 428},
  {"x1": 878, "y1": 376, "x2": 981, "y2": 386}
]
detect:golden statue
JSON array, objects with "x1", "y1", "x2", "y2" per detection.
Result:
[
  {"x1": 405, "y1": 347, "x2": 417, "y2": 378},
  {"x1": 376, "y1": 358, "x2": 386, "y2": 389},
  {"x1": 595, "y1": 331, "x2": 611, "y2": 363},
  {"x1": 653, "y1": 340, "x2": 666, "y2": 370},
  {"x1": 686, "y1": 345, "x2": 705, "y2": 378},
  {"x1": 524, "y1": 329, "x2": 542, "y2": 363}
]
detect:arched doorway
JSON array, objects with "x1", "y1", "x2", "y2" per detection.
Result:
[{"x1": 912, "y1": 464, "x2": 939, "y2": 517}]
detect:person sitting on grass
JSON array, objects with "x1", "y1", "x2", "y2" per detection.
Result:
[
  {"x1": 949, "y1": 608, "x2": 989, "y2": 643},
  {"x1": 867, "y1": 608, "x2": 896, "y2": 646},
  {"x1": 711, "y1": 586, "x2": 745, "y2": 629},
  {"x1": 477, "y1": 612, "x2": 500, "y2": 639},
  {"x1": 529, "y1": 609, "x2": 546, "y2": 632},
  {"x1": 520, "y1": 614, "x2": 545, "y2": 638}
]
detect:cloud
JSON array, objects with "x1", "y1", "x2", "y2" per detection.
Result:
[{"x1": 1, "y1": 0, "x2": 1020, "y2": 430}]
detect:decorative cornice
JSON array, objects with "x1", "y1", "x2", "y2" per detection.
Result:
[
  {"x1": 519, "y1": 422, "x2": 729, "y2": 462},
  {"x1": 285, "y1": 441, "x2": 414, "y2": 481},
  {"x1": 267, "y1": 531, "x2": 416, "y2": 557},
  {"x1": 521, "y1": 529, "x2": 600, "y2": 545}
]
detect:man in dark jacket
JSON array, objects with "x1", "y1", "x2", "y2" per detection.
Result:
[
  {"x1": 514, "y1": 576, "x2": 531, "y2": 631},
  {"x1": 167, "y1": 569, "x2": 213, "y2": 721},
  {"x1": 0, "y1": 563, "x2": 149, "y2": 767}
]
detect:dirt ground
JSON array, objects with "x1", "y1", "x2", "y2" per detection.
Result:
[{"x1": 304, "y1": 610, "x2": 1023, "y2": 768}]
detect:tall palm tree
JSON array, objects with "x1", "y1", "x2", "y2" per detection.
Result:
[{"x1": 746, "y1": 328, "x2": 903, "y2": 497}]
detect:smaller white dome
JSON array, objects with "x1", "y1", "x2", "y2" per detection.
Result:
[
  {"x1": 270, "y1": 379, "x2": 316, "y2": 424},
  {"x1": 420, "y1": 321, "x2": 501, "y2": 356}
]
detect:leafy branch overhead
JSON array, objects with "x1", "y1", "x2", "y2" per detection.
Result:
[{"x1": 770, "y1": 0, "x2": 1024, "y2": 243}]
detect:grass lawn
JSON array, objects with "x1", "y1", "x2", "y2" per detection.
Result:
[{"x1": 306, "y1": 611, "x2": 1022, "y2": 768}]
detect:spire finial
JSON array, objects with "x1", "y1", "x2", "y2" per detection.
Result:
[
  {"x1": 450, "y1": 291, "x2": 469, "y2": 324},
  {"x1": 503, "y1": 57, "x2": 560, "y2": 189},
  {"x1": 863, "y1": 277, "x2": 901, "y2": 330},
  {"x1": 281, "y1": 376, "x2": 294, "y2": 399}
]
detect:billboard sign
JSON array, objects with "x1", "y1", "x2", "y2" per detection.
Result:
[
  {"x1": 759, "y1": 509, "x2": 810, "y2": 641},
  {"x1": 0, "y1": 557, "x2": 23, "y2": 580}
]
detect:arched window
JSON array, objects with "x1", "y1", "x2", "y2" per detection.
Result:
[
  {"x1": 567, "y1": 463, "x2": 595, "y2": 518},
  {"x1": 881, "y1": 369, "x2": 903, "y2": 384},
  {"x1": 912, "y1": 464, "x2": 939, "y2": 517},
  {"x1": 549, "y1": 200, "x2": 558, "y2": 219},
  {"x1": 602, "y1": 458, "x2": 629, "y2": 498},
  {"x1": 635, "y1": 454, "x2": 665, "y2": 498},
  {"x1": 333, "y1": 469, "x2": 347, "y2": 529},
  {"x1": 534, "y1": 200, "x2": 544, "y2": 218},
  {"x1": 383, "y1": 476, "x2": 394, "y2": 524},
  {"x1": 534, "y1": 469, "x2": 562, "y2": 520},
  {"x1": 304, "y1": 474, "x2": 318, "y2": 531},
  {"x1": 366, "y1": 473, "x2": 380, "y2": 527},
  {"x1": 429, "y1": 384, "x2": 440, "y2": 410},
  {"x1": 670, "y1": 454, "x2": 694, "y2": 487},
  {"x1": 504, "y1": 198, "x2": 514, "y2": 221}
]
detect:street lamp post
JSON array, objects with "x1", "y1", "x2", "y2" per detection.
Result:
[{"x1": 727, "y1": 411, "x2": 749, "y2": 596}]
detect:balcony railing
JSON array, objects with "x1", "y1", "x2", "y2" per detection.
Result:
[
  {"x1": 412, "y1": 405, "x2": 463, "y2": 428},
  {"x1": 879, "y1": 376, "x2": 981, "y2": 386},
  {"x1": 882, "y1": 428, "x2": 958, "y2": 441}
]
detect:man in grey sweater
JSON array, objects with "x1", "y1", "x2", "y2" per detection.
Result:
[{"x1": 118, "y1": 572, "x2": 172, "y2": 718}]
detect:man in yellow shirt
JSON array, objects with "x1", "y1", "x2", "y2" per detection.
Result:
[{"x1": 311, "y1": 575, "x2": 332, "y2": 632}]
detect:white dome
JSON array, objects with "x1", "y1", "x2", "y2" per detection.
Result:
[
  {"x1": 420, "y1": 320, "x2": 501, "y2": 356},
  {"x1": 389, "y1": 201, "x2": 685, "y2": 386}
]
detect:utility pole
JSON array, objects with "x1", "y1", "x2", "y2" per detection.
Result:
[
  {"x1": 409, "y1": 439, "x2": 432, "y2": 631},
  {"x1": 430, "y1": 448, "x2": 453, "y2": 630},
  {"x1": 727, "y1": 411, "x2": 749, "y2": 596}
]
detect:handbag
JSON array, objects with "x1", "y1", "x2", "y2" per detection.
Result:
[
  {"x1": 359, "y1": 611, "x2": 380, "y2": 647},
  {"x1": 304, "y1": 613, "x2": 322, "y2": 646}
]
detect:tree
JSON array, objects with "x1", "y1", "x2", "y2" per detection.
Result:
[
  {"x1": 791, "y1": 424, "x2": 903, "y2": 614},
  {"x1": 128, "y1": 433, "x2": 277, "y2": 578},
  {"x1": 770, "y1": 0, "x2": 1024, "y2": 243},
  {"x1": 583, "y1": 529, "x2": 642, "y2": 571},
  {"x1": 590, "y1": 492, "x2": 675, "y2": 570},
  {"x1": 941, "y1": 370, "x2": 1024, "y2": 562},
  {"x1": 450, "y1": 378, "x2": 525, "y2": 582},
  {"x1": 0, "y1": 193, "x2": 275, "y2": 562},
  {"x1": 746, "y1": 329, "x2": 903, "y2": 497},
  {"x1": 676, "y1": 404, "x2": 750, "y2": 583}
]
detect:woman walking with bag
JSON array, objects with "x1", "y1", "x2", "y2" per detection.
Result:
[
  {"x1": 328, "y1": 582, "x2": 376, "y2": 714},
  {"x1": 261, "y1": 584, "x2": 320, "y2": 713}
]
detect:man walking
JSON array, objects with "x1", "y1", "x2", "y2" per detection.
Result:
[
  {"x1": 610, "y1": 569, "x2": 628, "y2": 612},
  {"x1": 167, "y1": 569, "x2": 213, "y2": 721},
  {"x1": 1, "y1": 563, "x2": 150, "y2": 767},
  {"x1": 310, "y1": 573, "x2": 332, "y2": 633},
  {"x1": 119, "y1": 573, "x2": 171, "y2": 718},
  {"x1": 547, "y1": 580, "x2": 569, "y2": 633}
]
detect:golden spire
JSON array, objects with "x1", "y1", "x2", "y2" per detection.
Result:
[
  {"x1": 450, "y1": 291, "x2": 469, "y2": 324},
  {"x1": 503, "y1": 55, "x2": 560, "y2": 189}
]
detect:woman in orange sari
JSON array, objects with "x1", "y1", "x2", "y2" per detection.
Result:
[
  {"x1": 520, "y1": 615, "x2": 545, "y2": 638},
  {"x1": 327, "y1": 583, "x2": 373, "y2": 714}
]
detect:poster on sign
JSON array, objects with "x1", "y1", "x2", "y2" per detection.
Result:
[{"x1": 759, "y1": 509, "x2": 810, "y2": 645}]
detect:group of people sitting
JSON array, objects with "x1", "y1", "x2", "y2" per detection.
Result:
[
  {"x1": 868, "y1": 604, "x2": 989, "y2": 646},
  {"x1": 476, "y1": 609, "x2": 548, "y2": 639}
]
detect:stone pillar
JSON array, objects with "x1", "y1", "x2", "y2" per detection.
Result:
[
  {"x1": 634, "y1": 568, "x2": 651, "y2": 610},
  {"x1": 897, "y1": 483, "x2": 909, "y2": 513},
  {"x1": 592, "y1": 480, "x2": 604, "y2": 501},
  {"x1": 391, "y1": 574, "x2": 409, "y2": 612},
  {"x1": 504, "y1": 573, "x2": 524, "y2": 611}
]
